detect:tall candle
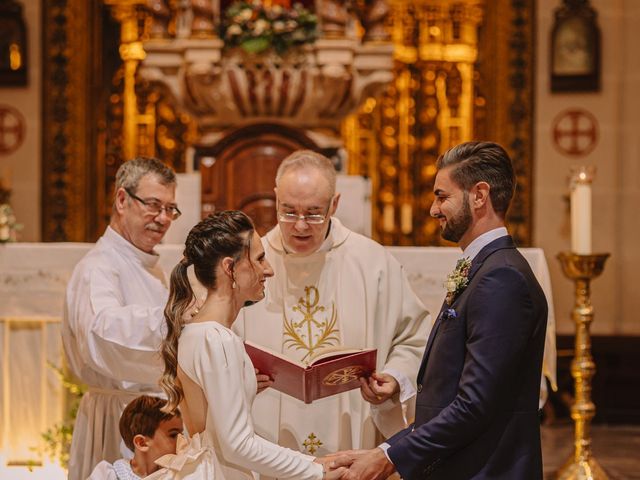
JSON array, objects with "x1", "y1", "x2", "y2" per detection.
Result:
[
  {"x1": 570, "y1": 166, "x2": 595, "y2": 255},
  {"x1": 382, "y1": 204, "x2": 395, "y2": 233}
]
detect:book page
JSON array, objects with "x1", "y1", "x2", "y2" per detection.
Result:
[
  {"x1": 244, "y1": 341, "x2": 307, "y2": 368},
  {"x1": 310, "y1": 346, "x2": 375, "y2": 365}
]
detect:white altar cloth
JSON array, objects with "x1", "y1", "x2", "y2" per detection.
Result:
[{"x1": 0, "y1": 242, "x2": 556, "y2": 463}]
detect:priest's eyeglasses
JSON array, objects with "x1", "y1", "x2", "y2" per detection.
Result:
[
  {"x1": 277, "y1": 199, "x2": 333, "y2": 225},
  {"x1": 278, "y1": 212, "x2": 327, "y2": 225},
  {"x1": 125, "y1": 188, "x2": 182, "y2": 220}
]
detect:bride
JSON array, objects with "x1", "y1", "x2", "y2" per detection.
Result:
[{"x1": 153, "y1": 211, "x2": 348, "y2": 479}]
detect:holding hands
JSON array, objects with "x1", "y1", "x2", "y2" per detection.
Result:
[
  {"x1": 255, "y1": 367, "x2": 398, "y2": 479},
  {"x1": 318, "y1": 448, "x2": 395, "y2": 480}
]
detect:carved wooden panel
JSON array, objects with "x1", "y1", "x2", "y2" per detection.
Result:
[
  {"x1": 197, "y1": 123, "x2": 318, "y2": 235},
  {"x1": 42, "y1": 0, "x2": 105, "y2": 241}
]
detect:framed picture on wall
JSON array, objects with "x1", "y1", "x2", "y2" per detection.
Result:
[
  {"x1": 550, "y1": 0, "x2": 600, "y2": 93},
  {"x1": 0, "y1": 1, "x2": 28, "y2": 87}
]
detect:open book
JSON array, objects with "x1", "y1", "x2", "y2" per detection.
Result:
[{"x1": 244, "y1": 341, "x2": 377, "y2": 404}]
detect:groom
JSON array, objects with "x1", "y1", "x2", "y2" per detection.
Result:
[{"x1": 339, "y1": 142, "x2": 548, "y2": 479}]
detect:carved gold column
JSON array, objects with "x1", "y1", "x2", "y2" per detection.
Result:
[
  {"x1": 342, "y1": 0, "x2": 483, "y2": 244},
  {"x1": 556, "y1": 253, "x2": 610, "y2": 480},
  {"x1": 105, "y1": 0, "x2": 146, "y2": 161}
]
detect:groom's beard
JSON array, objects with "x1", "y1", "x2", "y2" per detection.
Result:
[{"x1": 441, "y1": 193, "x2": 472, "y2": 243}]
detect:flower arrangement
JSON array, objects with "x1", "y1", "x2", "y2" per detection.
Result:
[
  {"x1": 220, "y1": 1, "x2": 318, "y2": 55},
  {"x1": 0, "y1": 184, "x2": 21, "y2": 243},
  {"x1": 444, "y1": 257, "x2": 472, "y2": 305}
]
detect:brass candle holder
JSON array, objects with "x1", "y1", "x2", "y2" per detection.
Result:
[{"x1": 556, "y1": 252, "x2": 610, "y2": 480}]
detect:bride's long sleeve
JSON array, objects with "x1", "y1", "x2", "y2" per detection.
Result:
[{"x1": 186, "y1": 326, "x2": 323, "y2": 480}]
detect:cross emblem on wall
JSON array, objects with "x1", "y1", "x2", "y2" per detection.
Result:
[
  {"x1": 552, "y1": 108, "x2": 598, "y2": 157},
  {"x1": 0, "y1": 105, "x2": 25, "y2": 156}
]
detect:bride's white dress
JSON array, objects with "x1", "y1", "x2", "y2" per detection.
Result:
[{"x1": 148, "y1": 321, "x2": 323, "y2": 480}]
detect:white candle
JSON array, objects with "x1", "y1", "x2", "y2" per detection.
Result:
[
  {"x1": 400, "y1": 203, "x2": 413, "y2": 235},
  {"x1": 570, "y1": 167, "x2": 595, "y2": 255},
  {"x1": 382, "y1": 204, "x2": 395, "y2": 233}
]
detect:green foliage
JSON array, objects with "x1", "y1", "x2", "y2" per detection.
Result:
[
  {"x1": 34, "y1": 362, "x2": 86, "y2": 469},
  {"x1": 220, "y1": 1, "x2": 318, "y2": 56}
]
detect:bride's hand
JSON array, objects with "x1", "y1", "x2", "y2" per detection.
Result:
[
  {"x1": 255, "y1": 368, "x2": 273, "y2": 394},
  {"x1": 315, "y1": 454, "x2": 352, "y2": 479},
  {"x1": 324, "y1": 466, "x2": 348, "y2": 479}
]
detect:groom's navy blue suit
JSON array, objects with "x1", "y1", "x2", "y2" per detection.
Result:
[{"x1": 387, "y1": 235, "x2": 547, "y2": 479}]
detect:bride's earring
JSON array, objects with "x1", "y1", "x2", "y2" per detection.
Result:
[{"x1": 232, "y1": 280, "x2": 237, "y2": 289}]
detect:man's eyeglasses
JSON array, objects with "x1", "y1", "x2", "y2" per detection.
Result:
[
  {"x1": 125, "y1": 188, "x2": 182, "y2": 220},
  {"x1": 277, "y1": 212, "x2": 327, "y2": 225},
  {"x1": 277, "y1": 198, "x2": 333, "y2": 225}
]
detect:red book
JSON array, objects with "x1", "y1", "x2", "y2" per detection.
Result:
[{"x1": 244, "y1": 341, "x2": 377, "y2": 404}]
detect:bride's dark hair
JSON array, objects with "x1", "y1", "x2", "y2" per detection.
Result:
[{"x1": 160, "y1": 211, "x2": 255, "y2": 413}]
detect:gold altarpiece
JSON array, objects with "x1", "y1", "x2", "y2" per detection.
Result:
[{"x1": 42, "y1": 0, "x2": 534, "y2": 245}]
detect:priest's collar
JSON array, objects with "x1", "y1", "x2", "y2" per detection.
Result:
[
  {"x1": 266, "y1": 217, "x2": 351, "y2": 256},
  {"x1": 103, "y1": 226, "x2": 161, "y2": 268}
]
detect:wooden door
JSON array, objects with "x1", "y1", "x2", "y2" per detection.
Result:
[{"x1": 197, "y1": 123, "x2": 318, "y2": 235}]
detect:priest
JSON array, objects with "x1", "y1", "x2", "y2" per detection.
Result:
[
  {"x1": 235, "y1": 150, "x2": 430, "y2": 462},
  {"x1": 62, "y1": 157, "x2": 181, "y2": 480}
]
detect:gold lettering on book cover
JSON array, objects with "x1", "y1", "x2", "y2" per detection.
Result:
[
  {"x1": 323, "y1": 366, "x2": 366, "y2": 386},
  {"x1": 283, "y1": 286, "x2": 339, "y2": 362}
]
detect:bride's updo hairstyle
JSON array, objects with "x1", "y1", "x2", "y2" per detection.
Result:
[{"x1": 160, "y1": 211, "x2": 255, "y2": 413}]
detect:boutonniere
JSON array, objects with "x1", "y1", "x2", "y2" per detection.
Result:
[
  {"x1": 444, "y1": 257, "x2": 472, "y2": 305},
  {"x1": 442, "y1": 308, "x2": 458, "y2": 321}
]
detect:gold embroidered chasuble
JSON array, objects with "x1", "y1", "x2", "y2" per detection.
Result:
[{"x1": 235, "y1": 219, "x2": 430, "y2": 463}]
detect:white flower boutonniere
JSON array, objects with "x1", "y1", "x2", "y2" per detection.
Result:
[{"x1": 444, "y1": 257, "x2": 472, "y2": 305}]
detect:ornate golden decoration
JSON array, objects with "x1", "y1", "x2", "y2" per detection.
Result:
[
  {"x1": 41, "y1": 0, "x2": 534, "y2": 246},
  {"x1": 302, "y1": 432, "x2": 323, "y2": 455},
  {"x1": 476, "y1": 0, "x2": 535, "y2": 246},
  {"x1": 283, "y1": 286, "x2": 339, "y2": 362},
  {"x1": 323, "y1": 366, "x2": 366, "y2": 386},
  {"x1": 104, "y1": 0, "x2": 146, "y2": 161},
  {"x1": 42, "y1": 0, "x2": 99, "y2": 241},
  {"x1": 342, "y1": 0, "x2": 535, "y2": 246},
  {"x1": 556, "y1": 252, "x2": 610, "y2": 480}
]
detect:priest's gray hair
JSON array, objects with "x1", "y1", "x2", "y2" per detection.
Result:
[
  {"x1": 275, "y1": 150, "x2": 336, "y2": 196},
  {"x1": 115, "y1": 156, "x2": 177, "y2": 194}
]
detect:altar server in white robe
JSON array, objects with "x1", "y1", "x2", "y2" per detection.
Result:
[
  {"x1": 235, "y1": 150, "x2": 431, "y2": 462},
  {"x1": 62, "y1": 157, "x2": 182, "y2": 480}
]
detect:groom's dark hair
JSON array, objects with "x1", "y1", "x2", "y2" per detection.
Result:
[{"x1": 436, "y1": 141, "x2": 516, "y2": 217}]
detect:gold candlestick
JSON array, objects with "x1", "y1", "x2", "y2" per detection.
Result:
[{"x1": 556, "y1": 252, "x2": 610, "y2": 480}]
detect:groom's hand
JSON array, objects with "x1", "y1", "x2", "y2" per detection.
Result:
[
  {"x1": 360, "y1": 372, "x2": 399, "y2": 405},
  {"x1": 315, "y1": 454, "x2": 352, "y2": 479},
  {"x1": 255, "y1": 368, "x2": 273, "y2": 394},
  {"x1": 341, "y1": 448, "x2": 395, "y2": 480}
]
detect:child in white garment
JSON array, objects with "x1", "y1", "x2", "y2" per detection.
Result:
[{"x1": 88, "y1": 395, "x2": 183, "y2": 480}]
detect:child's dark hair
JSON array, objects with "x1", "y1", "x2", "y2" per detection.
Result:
[{"x1": 119, "y1": 395, "x2": 180, "y2": 451}]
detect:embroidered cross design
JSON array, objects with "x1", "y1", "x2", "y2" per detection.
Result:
[
  {"x1": 302, "y1": 432, "x2": 323, "y2": 455},
  {"x1": 283, "y1": 285, "x2": 339, "y2": 362}
]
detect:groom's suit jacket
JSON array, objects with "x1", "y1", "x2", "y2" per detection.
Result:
[{"x1": 387, "y1": 235, "x2": 548, "y2": 479}]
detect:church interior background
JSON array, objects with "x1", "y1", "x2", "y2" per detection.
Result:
[{"x1": 1, "y1": 0, "x2": 640, "y2": 477}]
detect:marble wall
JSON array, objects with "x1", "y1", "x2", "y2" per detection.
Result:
[{"x1": 534, "y1": 0, "x2": 640, "y2": 334}]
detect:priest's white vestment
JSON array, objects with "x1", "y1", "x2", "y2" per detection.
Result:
[
  {"x1": 62, "y1": 227, "x2": 169, "y2": 480},
  {"x1": 235, "y1": 219, "x2": 431, "y2": 463}
]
